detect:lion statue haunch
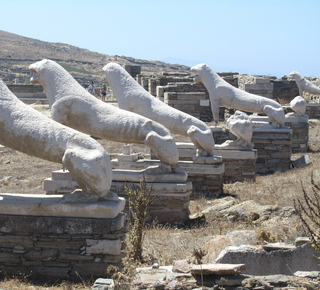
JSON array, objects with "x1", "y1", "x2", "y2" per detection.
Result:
[
  {"x1": 290, "y1": 96, "x2": 307, "y2": 116},
  {"x1": 289, "y1": 71, "x2": 320, "y2": 97},
  {"x1": 29, "y1": 59, "x2": 179, "y2": 169},
  {"x1": 218, "y1": 110, "x2": 253, "y2": 149},
  {"x1": 191, "y1": 63, "x2": 285, "y2": 128},
  {"x1": 0, "y1": 78, "x2": 116, "y2": 200},
  {"x1": 103, "y1": 62, "x2": 215, "y2": 157}
]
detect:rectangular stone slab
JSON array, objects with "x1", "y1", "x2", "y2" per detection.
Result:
[
  {"x1": 112, "y1": 169, "x2": 188, "y2": 183},
  {"x1": 0, "y1": 193, "x2": 125, "y2": 219},
  {"x1": 191, "y1": 263, "x2": 246, "y2": 275},
  {"x1": 0, "y1": 212, "x2": 126, "y2": 234}
]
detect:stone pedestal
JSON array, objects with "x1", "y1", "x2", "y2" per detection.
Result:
[
  {"x1": 306, "y1": 103, "x2": 320, "y2": 119},
  {"x1": 176, "y1": 142, "x2": 257, "y2": 183},
  {"x1": 249, "y1": 114, "x2": 308, "y2": 153},
  {"x1": 211, "y1": 125, "x2": 292, "y2": 175},
  {"x1": 111, "y1": 180, "x2": 192, "y2": 224},
  {"x1": 112, "y1": 158, "x2": 224, "y2": 198},
  {"x1": 0, "y1": 193, "x2": 126, "y2": 281},
  {"x1": 252, "y1": 125, "x2": 292, "y2": 174},
  {"x1": 44, "y1": 167, "x2": 192, "y2": 224}
]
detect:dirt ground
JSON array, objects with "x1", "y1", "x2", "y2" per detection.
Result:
[{"x1": 0, "y1": 105, "x2": 319, "y2": 289}]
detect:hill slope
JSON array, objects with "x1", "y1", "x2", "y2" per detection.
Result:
[{"x1": 0, "y1": 30, "x2": 190, "y2": 85}]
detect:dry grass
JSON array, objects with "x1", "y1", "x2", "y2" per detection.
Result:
[
  {"x1": 0, "y1": 107, "x2": 319, "y2": 285},
  {"x1": 0, "y1": 277, "x2": 91, "y2": 289}
]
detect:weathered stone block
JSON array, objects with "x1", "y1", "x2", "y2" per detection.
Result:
[
  {"x1": 37, "y1": 266, "x2": 71, "y2": 277},
  {"x1": 0, "y1": 252, "x2": 20, "y2": 264},
  {"x1": 0, "y1": 235, "x2": 33, "y2": 248},
  {"x1": 25, "y1": 249, "x2": 58, "y2": 261},
  {"x1": 86, "y1": 239, "x2": 121, "y2": 255}
]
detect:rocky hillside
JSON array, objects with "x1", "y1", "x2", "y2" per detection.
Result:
[{"x1": 0, "y1": 30, "x2": 190, "y2": 85}]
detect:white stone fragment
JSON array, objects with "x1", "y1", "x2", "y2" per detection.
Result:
[
  {"x1": 290, "y1": 96, "x2": 307, "y2": 115},
  {"x1": 217, "y1": 111, "x2": 253, "y2": 149},
  {"x1": 86, "y1": 239, "x2": 121, "y2": 255}
]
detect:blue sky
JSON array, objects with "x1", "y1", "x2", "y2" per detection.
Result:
[{"x1": 1, "y1": 0, "x2": 320, "y2": 78}]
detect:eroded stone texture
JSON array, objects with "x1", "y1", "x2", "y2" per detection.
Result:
[
  {"x1": 290, "y1": 71, "x2": 320, "y2": 97},
  {"x1": 217, "y1": 110, "x2": 253, "y2": 149},
  {"x1": 290, "y1": 96, "x2": 307, "y2": 115},
  {"x1": 191, "y1": 63, "x2": 285, "y2": 128},
  {"x1": 103, "y1": 62, "x2": 215, "y2": 157},
  {"x1": 0, "y1": 79, "x2": 114, "y2": 199},
  {"x1": 29, "y1": 59, "x2": 179, "y2": 168}
]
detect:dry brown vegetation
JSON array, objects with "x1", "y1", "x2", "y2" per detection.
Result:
[{"x1": 0, "y1": 107, "x2": 319, "y2": 288}]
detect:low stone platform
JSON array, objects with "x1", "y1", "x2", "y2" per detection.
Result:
[
  {"x1": 44, "y1": 169, "x2": 193, "y2": 223},
  {"x1": 111, "y1": 158, "x2": 225, "y2": 198},
  {"x1": 0, "y1": 193, "x2": 126, "y2": 281},
  {"x1": 210, "y1": 125, "x2": 292, "y2": 175},
  {"x1": 249, "y1": 114, "x2": 308, "y2": 153},
  {"x1": 112, "y1": 181, "x2": 192, "y2": 223},
  {"x1": 252, "y1": 125, "x2": 292, "y2": 174},
  {"x1": 176, "y1": 142, "x2": 257, "y2": 183}
]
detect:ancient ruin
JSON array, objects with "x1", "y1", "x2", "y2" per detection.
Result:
[
  {"x1": 103, "y1": 62, "x2": 215, "y2": 157},
  {"x1": 0, "y1": 78, "x2": 115, "y2": 200},
  {"x1": 216, "y1": 110, "x2": 253, "y2": 149},
  {"x1": 191, "y1": 63, "x2": 285, "y2": 128},
  {"x1": 29, "y1": 59, "x2": 180, "y2": 169},
  {"x1": 290, "y1": 71, "x2": 320, "y2": 97}
]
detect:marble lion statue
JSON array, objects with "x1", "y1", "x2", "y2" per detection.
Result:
[
  {"x1": 0, "y1": 78, "x2": 116, "y2": 200},
  {"x1": 29, "y1": 59, "x2": 179, "y2": 170},
  {"x1": 218, "y1": 110, "x2": 253, "y2": 149},
  {"x1": 103, "y1": 62, "x2": 215, "y2": 157},
  {"x1": 289, "y1": 71, "x2": 320, "y2": 97},
  {"x1": 290, "y1": 96, "x2": 307, "y2": 116},
  {"x1": 191, "y1": 63, "x2": 285, "y2": 128}
]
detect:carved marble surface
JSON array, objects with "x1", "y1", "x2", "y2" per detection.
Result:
[
  {"x1": 29, "y1": 59, "x2": 179, "y2": 168},
  {"x1": 216, "y1": 111, "x2": 253, "y2": 149},
  {"x1": 0, "y1": 79, "x2": 115, "y2": 200},
  {"x1": 290, "y1": 96, "x2": 307, "y2": 116},
  {"x1": 191, "y1": 63, "x2": 285, "y2": 128},
  {"x1": 103, "y1": 62, "x2": 215, "y2": 157},
  {"x1": 290, "y1": 71, "x2": 320, "y2": 97}
]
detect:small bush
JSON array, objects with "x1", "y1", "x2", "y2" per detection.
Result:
[
  {"x1": 294, "y1": 170, "x2": 320, "y2": 253},
  {"x1": 125, "y1": 176, "x2": 155, "y2": 263}
]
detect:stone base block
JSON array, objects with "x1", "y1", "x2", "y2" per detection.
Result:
[
  {"x1": 250, "y1": 114, "x2": 308, "y2": 153},
  {"x1": 252, "y1": 125, "x2": 292, "y2": 174},
  {"x1": 0, "y1": 193, "x2": 125, "y2": 219},
  {"x1": 44, "y1": 169, "x2": 192, "y2": 223},
  {"x1": 176, "y1": 143, "x2": 257, "y2": 183},
  {"x1": 112, "y1": 159, "x2": 224, "y2": 198},
  {"x1": 111, "y1": 181, "x2": 192, "y2": 224},
  {"x1": 210, "y1": 125, "x2": 292, "y2": 175},
  {"x1": 0, "y1": 199, "x2": 127, "y2": 281}
]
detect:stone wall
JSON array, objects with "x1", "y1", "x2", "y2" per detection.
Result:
[
  {"x1": 272, "y1": 78, "x2": 299, "y2": 104},
  {"x1": 0, "y1": 213, "x2": 126, "y2": 281},
  {"x1": 306, "y1": 103, "x2": 320, "y2": 119},
  {"x1": 163, "y1": 91, "x2": 212, "y2": 122},
  {"x1": 176, "y1": 141, "x2": 257, "y2": 184},
  {"x1": 244, "y1": 78, "x2": 274, "y2": 99},
  {"x1": 123, "y1": 64, "x2": 141, "y2": 78},
  {"x1": 249, "y1": 115, "x2": 309, "y2": 153},
  {"x1": 210, "y1": 126, "x2": 292, "y2": 175},
  {"x1": 252, "y1": 127, "x2": 292, "y2": 174},
  {"x1": 44, "y1": 169, "x2": 192, "y2": 224}
]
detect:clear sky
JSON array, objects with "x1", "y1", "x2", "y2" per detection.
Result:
[{"x1": 1, "y1": 0, "x2": 320, "y2": 78}]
